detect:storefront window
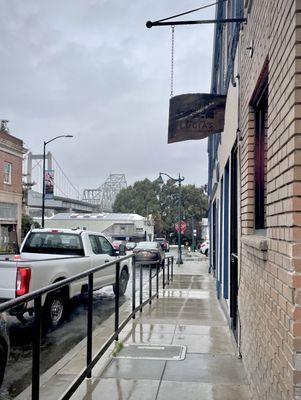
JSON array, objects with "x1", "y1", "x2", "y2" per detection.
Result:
[
  {"x1": 0, "y1": 202, "x2": 17, "y2": 220},
  {"x1": 0, "y1": 224, "x2": 18, "y2": 253}
]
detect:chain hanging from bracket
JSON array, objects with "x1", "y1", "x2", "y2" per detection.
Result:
[{"x1": 170, "y1": 25, "x2": 175, "y2": 98}]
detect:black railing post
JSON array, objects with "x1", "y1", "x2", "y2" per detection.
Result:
[
  {"x1": 140, "y1": 263, "x2": 143, "y2": 311},
  {"x1": 167, "y1": 258, "x2": 170, "y2": 284},
  {"x1": 115, "y1": 262, "x2": 120, "y2": 341},
  {"x1": 149, "y1": 264, "x2": 152, "y2": 304},
  {"x1": 171, "y1": 256, "x2": 174, "y2": 281},
  {"x1": 32, "y1": 296, "x2": 42, "y2": 400},
  {"x1": 156, "y1": 262, "x2": 159, "y2": 298},
  {"x1": 87, "y1": 273, "x2": 93, "y2": 379},
  {"x1": 0, "y1": 254, "x2": 138, "y2": 400},
  {"x1": 162, "y1": 258, "x2": 165, "y2": 289},
  {"x1": 132, "y1": 257, "x2": 136, "y2": 319}
]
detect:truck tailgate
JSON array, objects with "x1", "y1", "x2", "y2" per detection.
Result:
[{"x1": 0, "y1": 261, "x2": 17, "y2": 300}]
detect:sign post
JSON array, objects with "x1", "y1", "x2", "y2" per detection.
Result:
[{"x1": 175, "y1": 220, "x2": 187, "y2": 234}]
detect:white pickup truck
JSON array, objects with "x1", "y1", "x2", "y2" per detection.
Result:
[{"x1": 0, "y1": 228, "x2": 131, "y2": 327}]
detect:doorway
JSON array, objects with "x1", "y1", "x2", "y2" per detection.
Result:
[
  {"x1": 230, "y1": 143, "x2": 238, "y2": 341},
  {"x1": 223, "y1": 162, "x2": 229, "y2": 300},
  {"x1": 211, "y1": 201, "x2": 217, "y2": 277}
]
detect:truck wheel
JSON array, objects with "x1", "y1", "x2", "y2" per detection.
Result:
[
  {"x1": 43, "y1": 290, "x2": 67, "y2": 328},
  {"x1": 113, "y1": 269, "x2": 129, "y2": 296},
  {"x1": 0, "y1": 340, "x2": 8, "y2": 387},
  {"x1": 205, "y1": 249, "x2": 208, "y2": 257}
]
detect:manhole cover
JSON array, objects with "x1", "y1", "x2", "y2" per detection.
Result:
[{"x1": 113, "y1": 344, "x2": 186, "y2": 361}]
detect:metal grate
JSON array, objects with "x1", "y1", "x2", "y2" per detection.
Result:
[{"x1": 113, "y1": 344, "x2": 186, "y2": 361}]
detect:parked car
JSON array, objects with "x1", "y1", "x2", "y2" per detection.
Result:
[
  {"x1": 133, "y1": 241, "x2": 165, "y2": 265},
  {"x1": 126, "y1": 242, "x2": 136, "y2": 251},
  {"x1": 0, "y1": 313, "x2": 9, "y2": 387},
  {"x1": 154, "y1": 238, "x2": 170, "y2": 252},
  {"x1": 199, "y1": 240, "x2": 209, "y2": 257},
  {"x1": 0, "y1": 229, "x2": 130, "y2": 328},
  {"x1": 112, "y1": 240, "x2": 126, "y2": 251}
]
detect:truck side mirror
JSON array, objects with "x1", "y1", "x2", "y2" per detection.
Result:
[{"x1": 119, "y1": 244, "x2": 126, "y2": 256}]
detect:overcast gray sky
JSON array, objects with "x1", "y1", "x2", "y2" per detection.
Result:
[{"x1": 0, "y1": 1, "x2": 214, "y2": 193}]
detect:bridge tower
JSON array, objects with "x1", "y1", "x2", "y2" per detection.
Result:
[
  {"x1": 82, "y1": 174, "x2": 127, "y2": 212},
  {"x1": 26, "y1": 151, "x2": 52, "y2": 187}
]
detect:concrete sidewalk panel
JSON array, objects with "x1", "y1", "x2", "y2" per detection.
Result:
[
  {"x1": 76, "y1": 378, "x2": 160, "y2": 400},
  {"x1": 162, "y1": 354, "x2": 248, "y2": 384},
  {"x1": 172, "y1": 333, "x2": 235, "y2": 354},
  {"x1": 102, "y1": 358, "x2": 166, "y2": 380},
  {"x1": 156, "y1": 381, "x2": 250, "y2": 400}
]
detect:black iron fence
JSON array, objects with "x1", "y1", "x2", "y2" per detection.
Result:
[{"x1": 0, "y1": 254, "x2": 174, "y2": 400}]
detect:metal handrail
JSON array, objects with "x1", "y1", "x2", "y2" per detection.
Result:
[{"x1": 0, "y1": 253, "x2": 174, "y2": 399}]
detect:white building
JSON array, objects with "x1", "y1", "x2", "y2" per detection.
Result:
[{"x1": 44, "y1": 212, "x2": 154, "y2": 242}]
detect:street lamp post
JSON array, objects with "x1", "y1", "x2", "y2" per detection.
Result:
[
  {"x1": 157, "y1": 172, "x2": 185, "y2": 265},
  {"x1": 41, "y1": 135, "x2": 73, "y2": 228}
]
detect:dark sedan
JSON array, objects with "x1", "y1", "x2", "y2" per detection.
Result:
[
  {"x1": 0, "y1": 313, "x2": 9, "y2": 387},
  {"x1": 133, "y1": 241, "x2": 165, "y2": 265}
]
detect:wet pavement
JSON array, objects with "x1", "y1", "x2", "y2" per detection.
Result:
[
  {"x1": 0, "y1": 266, "x2": 152, "y2": 399},
  {"x1": 1, "y1": 289, "x2": 120, "y2": 398},
  {"x1": 15, "y1": 252, "x2": 251, "y2": 400}
]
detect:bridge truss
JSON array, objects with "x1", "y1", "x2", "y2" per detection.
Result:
[{"x1": 82, "y1": 174, "x2": 127, "y2": 212}]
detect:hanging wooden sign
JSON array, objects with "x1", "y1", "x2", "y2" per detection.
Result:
[{"x1": 168, "y1": 93, "x2": 226, "y2": 144}]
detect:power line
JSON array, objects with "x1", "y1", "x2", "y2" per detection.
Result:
[{"x1": 52, "y1": 155, "x2": 81, "y2": 199}]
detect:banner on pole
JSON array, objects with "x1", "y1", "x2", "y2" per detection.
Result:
[
  {"x1": 168, "y1": 93, "x2": 226, "y2": 144},
  {"x1": 44, "y1": 170, "x2": 54, "y2": 199}
]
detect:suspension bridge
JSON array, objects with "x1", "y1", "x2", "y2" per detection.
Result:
[{"x1": 24, "y1": 152, "x2": 127, "y2": 214}]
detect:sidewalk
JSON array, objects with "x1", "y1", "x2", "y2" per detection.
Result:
[{"x1": 18, "y1": 253, "x2": 251, "y2": 400}]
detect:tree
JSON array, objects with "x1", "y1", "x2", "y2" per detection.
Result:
[
  {"x1": 180, "y1": 184, "x2": 208, "y2": 243},
  {"x1": 113, "y1": 179, "x2": 160, "y2": 216},
  {"x1": 157, "y1": 182, "x2": 208, "y2": 243},
  {"x1": 113, "y1": 178, "x2": 208, "y2": 242},
  {"x1": 22, "y1": 214, "x2": 40, "y2": 240}
]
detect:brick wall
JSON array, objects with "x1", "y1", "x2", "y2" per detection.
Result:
[
  {"x1": 0, "y1": 150, "x2": 22, "y2": 194},
  {"x1": 0, "y1": 132, "x2": 23, "y2": 195},
  {"x1": 238, "y1": 0, "x2": 301, "y2": 398}
]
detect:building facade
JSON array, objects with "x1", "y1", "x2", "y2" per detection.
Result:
[
  {"x1": 208, "y1": 0, "x2": 301, "y2": 398},
  {"x1": 0, "y1": 128, "x2": 24, "y2": 251}
]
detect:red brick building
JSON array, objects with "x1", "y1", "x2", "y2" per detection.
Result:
[
  {"x1": 0, "y1": 126, "x2": 25, "y2": 251},
  {"x1": 208, "y1": 0, "x2": 301, "y2": 398}
]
